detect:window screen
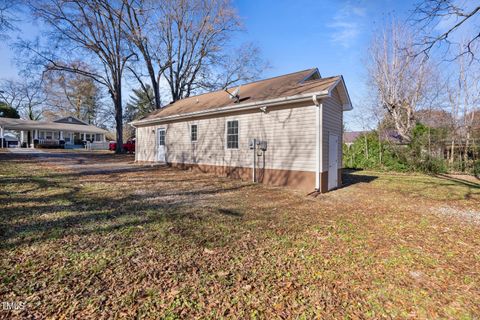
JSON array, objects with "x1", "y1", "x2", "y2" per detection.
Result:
[
  {"x1": 226, "y1": 120, "x2": 238, "y2": 149},
  {"x1": 191, "y1": 124, "x2": 198, "y2": 142}
]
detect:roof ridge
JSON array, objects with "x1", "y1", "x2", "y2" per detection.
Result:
[
  {"x1": 226, "y1": 67, "x2": 317, "y2": 88},
  {"x1": 164, "y1": 68, "x2": 318, "y2": 105},
  {"x1": 301, "y1": 75, "x2": 340, "y2": 83}
]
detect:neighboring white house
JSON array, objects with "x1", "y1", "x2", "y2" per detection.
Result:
[
  {"x1": 131, "y1": 68, "x2": 352, "y2": 192},
  {"x1": 0, "y1": 116, "x2": 109, "y2": 149}
]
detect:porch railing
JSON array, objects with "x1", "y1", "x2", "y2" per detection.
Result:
[{"x1": 38, "y1": 139, "x2": 60, "y2": 145}]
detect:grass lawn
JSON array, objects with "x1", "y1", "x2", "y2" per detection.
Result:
[{"x1": 1, "y1": 153, "x2": 479, "y2": 319}]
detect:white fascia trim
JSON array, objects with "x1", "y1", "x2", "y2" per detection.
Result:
[
  {"x1": 325, "y1": 77, "x2": 353, "y2": 111},
  {"x1": 130, "y1": 90, "x2": 330, "y2": 127}
]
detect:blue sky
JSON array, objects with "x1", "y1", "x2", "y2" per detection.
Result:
[
  {"x1": 0, "y1": 0, "x2": 419, "y2": 130},
  {"x1": 232, "y1": 0, "x2": 419, "y2": 130}
]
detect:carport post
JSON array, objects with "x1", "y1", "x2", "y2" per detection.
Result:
[
  {"x1": 0, "y1": 125, "x2": 4, "y2": 148},
  {"x1": 30, "y1": 130, "x2": 35, "y2": 148},
  {"x1": 34, "y1": 130, "x2": 39, "y2": 148}
]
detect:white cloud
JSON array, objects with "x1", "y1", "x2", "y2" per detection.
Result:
[
  {"x1": 350, "y1": 5, "x2": 367, "y2": 17},
  {"x1": 328, "y1": 2, "x2": 367, "y2": 48},
  {"x1": 329, "y1": 20, "x2": 361, "y2": 47}
]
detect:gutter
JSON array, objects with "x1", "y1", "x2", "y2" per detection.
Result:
[{"x1": 130, "y1": 90, "x2": 330, "y2": 127}]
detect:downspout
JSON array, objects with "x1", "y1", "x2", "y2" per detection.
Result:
[
  {"x1": 252, "y1": 138, "x2": 256, "y2": 183},
  {"x1": 134, "y1": 127, "x2": 138, "y2": 162},
  {"x1": 312, "y1": 95, "x2": 323, "y2": 191}
]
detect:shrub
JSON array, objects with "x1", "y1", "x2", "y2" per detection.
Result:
[
  {"x1": 343, "y1": 132, "x2": 408, "y2": 171},
  {"x1": 474, "y1": 160, "x2": 480, "y2": 178},
  {"x1": 415, "y1": 156, "x2": 447, "y2": 174},
  {"x1": 343, "y1": 128, "x2": 447, "y2": 174}
]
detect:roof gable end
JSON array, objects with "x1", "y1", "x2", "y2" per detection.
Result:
[{"x1": 54, "y1": 116, "x2": 88, "y2": 125}]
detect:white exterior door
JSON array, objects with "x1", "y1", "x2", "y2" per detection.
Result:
[
  {"x1": 328, "y1": 134, "x2": 339, "y2": 190},
  {"x1": 157, "y1": 128, "x2": 166, "y2": 162}
]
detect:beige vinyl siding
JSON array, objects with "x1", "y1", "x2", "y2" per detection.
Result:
[
  {"x1": 135, "y1": 102, "x2": 317, "y2": 172},
  {"x1": 135, "y1": 126, "x2": 157, "y2": 162},
  {"x1": 322, "y1": 88, "x2": 344, "y2": 170}
]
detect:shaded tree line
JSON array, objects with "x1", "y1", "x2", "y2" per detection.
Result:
[{"x1": 347, "y1": 2, "x2": 480, "y2": 176}]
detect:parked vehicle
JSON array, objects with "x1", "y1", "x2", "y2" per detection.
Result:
[{"x1": 109, "y1": 139, "x2": 135, "y2": 153}]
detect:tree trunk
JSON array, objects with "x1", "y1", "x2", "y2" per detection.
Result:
[
  {"x1": 473, "y1": 137, "x2": 478, "y2": 163},
  {"x1": 113, "y1": 84, "x2": 123, "y2": 154},
  {"x1": 152, "y1": 77, "x2": 161, "y2": 109},
  {"x1": 138, "y1": 46, "x2": 161, "y2": 109},
  {"x1": 464, "y1": 131, "x2": 470, "y2": 169},
  {"x1": 449, "y1": 138, "x2": 455, "y2": 165},
  {"x1": 379, "y1": 133, "x2": 383, "y2": 166},
  {"x1": 365, "y1": 135, "x2": 369, "y2": 160},
  {"x1": 144, "y1": 58, "x2": 161, "y2": 109}
]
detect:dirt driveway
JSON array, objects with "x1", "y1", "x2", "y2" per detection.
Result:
[
  {"x1": 1, "y1": 151, "x2": 479, "y2": 318},
  {"x1": 1, "y1": 149, "x2": 150, "y2": 174}
]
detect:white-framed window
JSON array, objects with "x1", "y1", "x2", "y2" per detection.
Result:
[
  {"x1": 46, "y1": 131, "x2": 53, "y2": 140},
  {"x1": 95, "y1": 134, "x2": 102, "y2": 142},
  {"x1": 84, "y1": 134, "x2": 95, "y2": 142},
  {"x1": 39, "y1": 131, "x2": 45, "y2": 139},
  {"x1": 158, "y1": 129, "x2": 165, "y2": 146},
  {"x1": 226, "y1": 120, "x2": 239, "y2": 149},
  {"x1": 191, "y1": 124, "x2": 198, "y2": 142}
]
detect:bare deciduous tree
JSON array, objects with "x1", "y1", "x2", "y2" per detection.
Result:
[
  {"x1": 368, "y1": 22, "x2": 433, "y2": 143},
  {"x1": 43, "y1": 66, "x2": 104, "y2": 124},
  {"x1": 121, "y1": 0, "x2": 172, "y2": 110},
  {"x1": 121, "y1": 0, "x2": 267, "y2": 109},
  {"x1": 412, "y1": 0, "x2": 480, "y2": 61},
  {"x1": 0, "y1": 79, "x2": 46, "y2": 120},
  {"x1": 0, "y1": 0, "x2": 17, "y2": 39},
  {"x1": 446, "y1": 47, "x2": 480, "y2": 165},
  {"x1": 158, "y1": 0, "x2": 266, "y2": 102},
  {"x1": 160, "y1": 0, "x2": 239, "y2": 101},
  {"x1": 25, "y1": 0, "x2": 134, "y2": 153},
  {"x1": 200, "y1": 43, "x2": 269, "y2": 90}
]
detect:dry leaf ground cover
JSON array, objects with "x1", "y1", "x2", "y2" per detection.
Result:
[{"x1": 0, "y1": 151, "x2": 479, "y2": 319}]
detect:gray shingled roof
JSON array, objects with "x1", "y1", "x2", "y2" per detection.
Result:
[{"x1": 0, "y1": 118, "x2": 108, "y2": 134}]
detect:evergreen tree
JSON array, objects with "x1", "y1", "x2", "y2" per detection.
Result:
[
  {"x1": 0, "y1": 102, "x2": 20, "y2": 118},
  {"x1": 125, "y1": 85, "x2": 156, "y2": 122}
]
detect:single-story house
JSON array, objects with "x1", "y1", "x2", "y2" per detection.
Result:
[
  {"x1": 131, "y1": 68, "x2": 353, "y2": 193},
  {"x1": 0, "y1": 116, "x2": 109, "y2": 149}
]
